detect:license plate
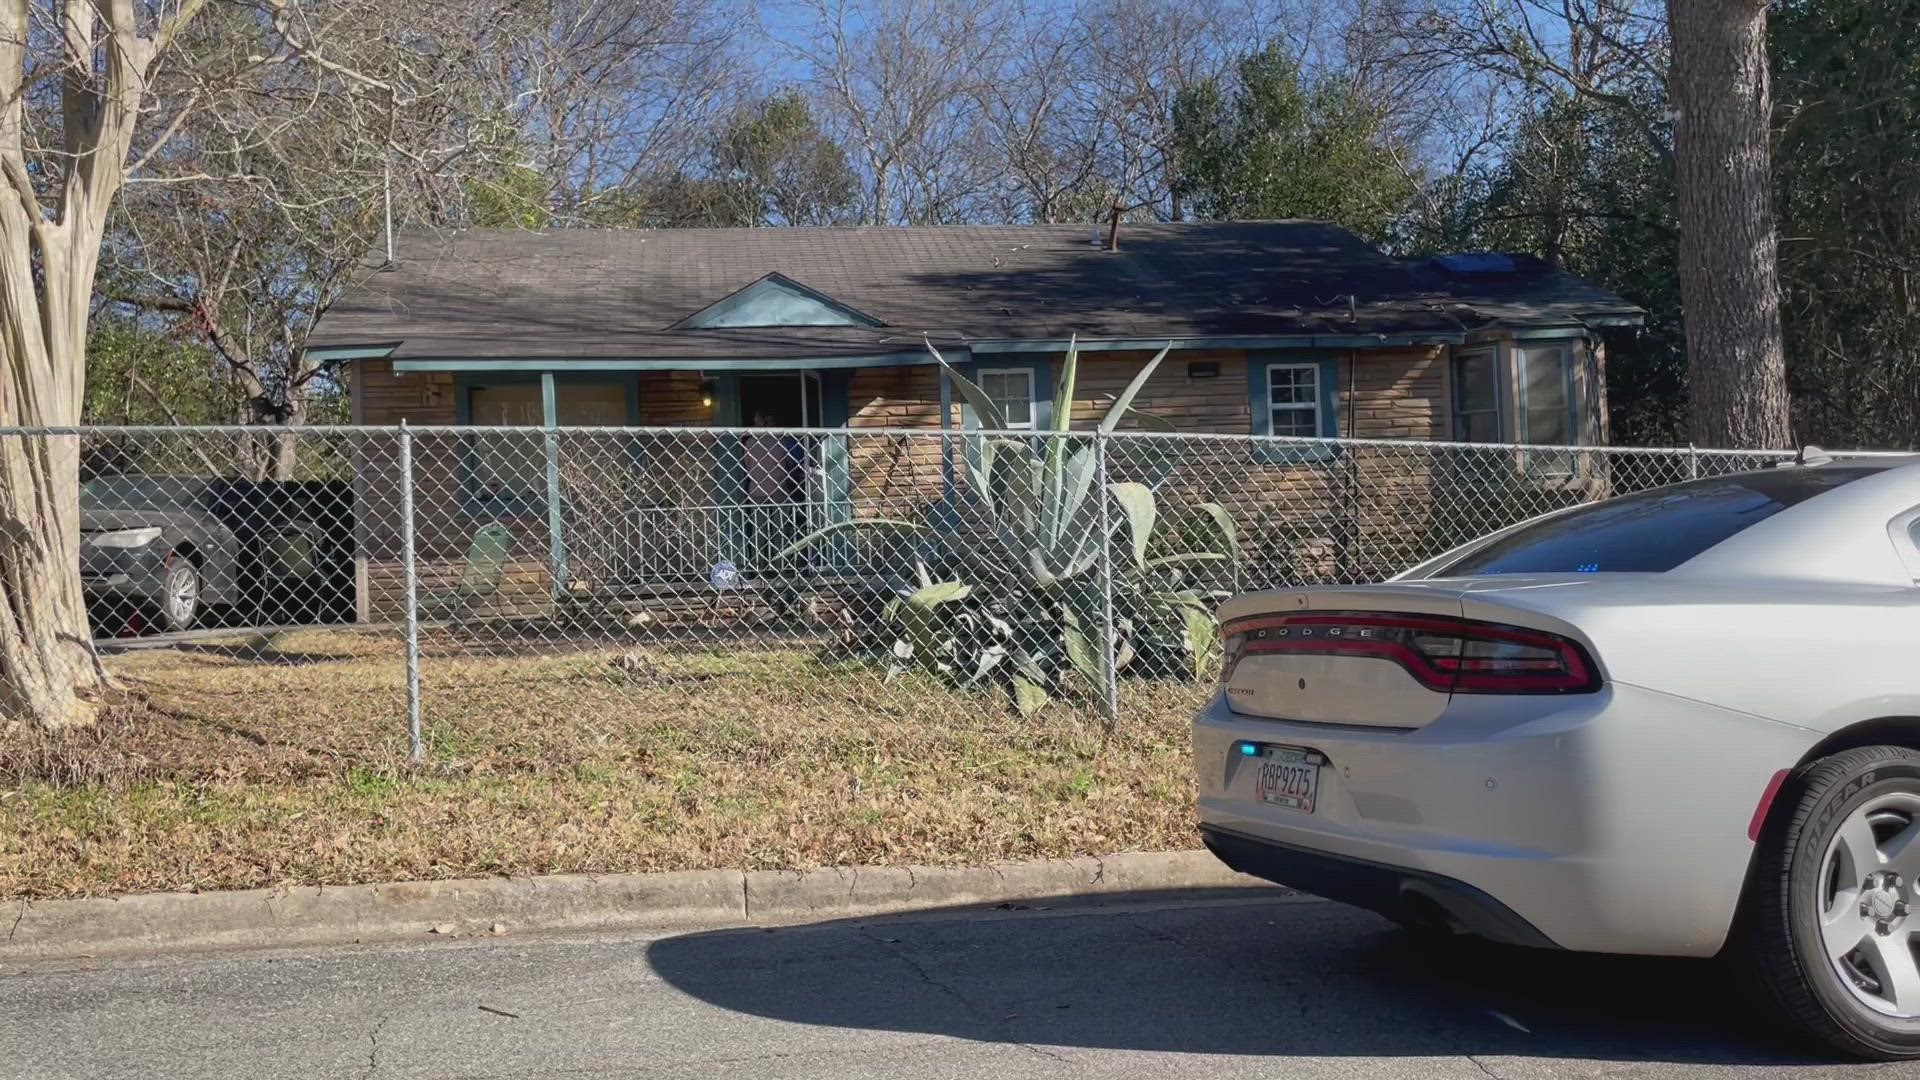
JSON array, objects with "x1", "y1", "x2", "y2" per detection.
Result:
[{"x1": 1255, "y1": 746, "x2": 1322, "y2": 813}]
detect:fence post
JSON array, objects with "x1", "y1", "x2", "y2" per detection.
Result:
[
  {"x1": 1687, "y1": 443, "x2": 1700, "y2": 480},
  {"x1": 541, "y1": 372, "x2": 569, "y2": 597},
  {"x1": 1094, "y1": 431, "x2": 1119, "y2": 727},
  {"x1": 398, "y1": 421, "x2": 423, "y2": 762}
]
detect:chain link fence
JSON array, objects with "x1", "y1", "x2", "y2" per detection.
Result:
[{"x1": 0, "y1": 425, "x2": 1872, "y2": 748}]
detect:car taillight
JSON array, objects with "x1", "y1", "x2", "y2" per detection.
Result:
[{"x1": 1220, "y1": 612, "x2": 1599, "y2": 695}]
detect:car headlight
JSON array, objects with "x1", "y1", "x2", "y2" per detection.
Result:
[{"x1": 85, "y1": 527, "x2": 163, "y2": 549}]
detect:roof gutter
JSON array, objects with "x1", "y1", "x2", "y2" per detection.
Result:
[
  {"x1": 388, "y1": 351, "x2": 954, "y2": 374},
  {"x1": 969, "y1": 334, "x2": 1468, "y2": 353}
]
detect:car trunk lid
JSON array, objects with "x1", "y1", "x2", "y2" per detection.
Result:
[
  {"x1": 1218, "y1": 585, "x2": 1469, "y2": 728},
  {"x1": 1217, "y1": 581, "x2": 1602, "y2": 728}
]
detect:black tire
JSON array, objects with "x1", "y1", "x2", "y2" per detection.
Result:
[
  {"x1": 1739, "y1": 745, "x2": 1920, "y2": 1059},
  {"x1": 156, "y1": 556, "x2": 201, "y2": 632}
]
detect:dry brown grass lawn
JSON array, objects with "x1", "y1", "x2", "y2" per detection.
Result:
[{"x1": 1, "y1": 628, "x2": 1207, "y2": 899}]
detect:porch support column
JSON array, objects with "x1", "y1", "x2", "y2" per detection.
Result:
[
  {"x1": 541, "y1": 372, "x2": 568, "y2": 596},
  {"x1": 711, "y1": 374, "x2": 746, "y2": 565},
  {"x1": 938, "y1": 366, "x2": 956, "y2": 529}
]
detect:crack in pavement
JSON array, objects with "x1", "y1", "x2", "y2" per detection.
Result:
[
  {"x1": 1466, "y1": 1054, "x2": 1503, "y2": 1080},
  {"x1": 362, "y1": 1015, "x2": 390, "y2": 1079},
  {"x1": 857, "y1": 925, "x2": 1076, "y2": 1069},
  {"x1": 6, "y1": 900, "x2": 24, "y2": 944}
]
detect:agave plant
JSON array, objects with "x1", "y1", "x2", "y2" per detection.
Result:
[{"x1": 785, "y1": 336, "x2": 1238, "y2": 715}]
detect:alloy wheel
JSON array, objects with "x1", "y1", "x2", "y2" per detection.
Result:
[
  {"x1": 164, "y1": 562, "x2": 199, "y2": 628},
  {"x1": 1819, "y1": 793, "x2": 1920, "y2": 1017}
]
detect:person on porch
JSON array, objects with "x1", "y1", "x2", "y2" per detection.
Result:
[{"x1": 743, "y1": 411, "x2": 800, "y2": 575}]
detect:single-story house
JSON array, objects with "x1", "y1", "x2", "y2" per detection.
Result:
[{"x1": 309, "y1": 221, "x2": 1642, "y2": 616}]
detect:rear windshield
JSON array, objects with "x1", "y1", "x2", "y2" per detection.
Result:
[
  {"x1": 1434, "y1": 465, "x2": 1883, "y2": 576},
  {"x1": 81, "y1": 476, "x2": 212, "y2": 509}
]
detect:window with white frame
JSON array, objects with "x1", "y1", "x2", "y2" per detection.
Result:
[
  {"x1": 1266, "y1": 363, "x2": 1323, "y2": 438},
  {"x1": 976, "y1": 368, "x2": 1038, "y2": 429}
]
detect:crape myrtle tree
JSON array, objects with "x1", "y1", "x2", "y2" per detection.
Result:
[{"x1": 0, "y1": 0, "x2": 517, "y2": 729}]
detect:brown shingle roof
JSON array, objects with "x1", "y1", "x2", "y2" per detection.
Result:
[{"x1": 310, "y1": 222, "x2": 1643, "y2": 360}]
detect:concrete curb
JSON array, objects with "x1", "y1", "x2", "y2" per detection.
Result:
[{"x1": 4, "y1": 850, "x2": 1269, "y2": 961}]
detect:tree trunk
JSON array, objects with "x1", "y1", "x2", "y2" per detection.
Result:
[
  {"x1": 273, "y1": 391, "x2": 309, "y2": 482},
  {"x1": 0, "y1": 426, "x2": 98, "y2": 728},
  {"x1": 0, "y1": 243, "x2": 104, "y2": 728},
  {"x1": 1668, "y1": 0, "x2": 1792, "y2": 449},
  {"x1": 0, "y1": 0, "x2": 205, "y2": 729}
]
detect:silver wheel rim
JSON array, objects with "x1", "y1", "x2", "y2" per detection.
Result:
[
  {"x1": 1819, "y1": 791, "x2": 1920, "y2": 1018},
  {"x1": 165, "y1": 565, "x2": 198, "y2": 625}
]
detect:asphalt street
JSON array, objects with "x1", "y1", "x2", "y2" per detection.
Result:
[{"x1": 1, "y1": 888, "x2": 1895, "y2": 1079}]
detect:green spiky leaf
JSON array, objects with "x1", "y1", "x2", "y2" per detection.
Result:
[
  {"x1": 1097, "y1": 343, "x2": 1173, "y2": 433},
  {"x1": 1182, "y1": 605, "x2": 1218, "y2": 679},
  {"x1": 1062, "y1": 605, "x2": 1105, "y2": 689},
  {"x1": 1106, "y1": 481, "x2": 1157, "y2": 570},
  {"x1": 1012, "y1": 674, "x2": 1049, "y2": 717},
  {"x1": 905, "y1": 581, "x2": 972, "y2": 606},
  {"x1": 929, "y1": 341, "x2": 1009, "y2": 431},
  {"x1": 779, "y1": 518, "x2": 924, "y2": 558},
  {"x1": 1195, "y1": 501, "x2": 1238, "y2": 563}
]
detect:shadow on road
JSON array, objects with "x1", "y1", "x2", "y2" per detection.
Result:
[{"x1": 647, "y1": 888, "x2": 1831, "y2": 1067}]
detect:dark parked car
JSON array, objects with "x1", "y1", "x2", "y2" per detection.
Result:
[{"x1": 80, "y1": 475, "x2": 345, "y2": 633}]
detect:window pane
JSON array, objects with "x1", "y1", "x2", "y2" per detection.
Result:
[
  {"x1": 556, "y1": 382, "x2": 628, "y2": 426},
  {"x1": 1272, "y1": 408, "x2": 1319, "y2": 438},
  {"x1": 1270, "y1": 366, "x2": 1316, "y2": 406},
  {"x1": 1458, "y1": 411, "x2": 1500, "y2": 444},
  {"x1": 469, "y1": 384, "x2": 543, "y2": 426},
  {"x1": 466, "y1": 386, "x2": 542, "y2": 504},
  {"x1": 1521, "y1": 347, "x2": 1570, "y2": 444},
  {"x1": 1435, "y1": 466, "x2": 1883, "y2": 576},
  {"x1": 467, "y1": 382, "x2": 628, "y2": 508},
  {"x1": 1454, "y1": 352, "x2": 1497, "y2": 412},
  {"x1": 469, "y1": 383, "x2": 630, "y2": 427},
  {"x1": 979, "y1": 371, "x2": 1033, "y2": 426},
  {"x1": 1267, "y1": 367, "x2": 1320, "y2": 437}
]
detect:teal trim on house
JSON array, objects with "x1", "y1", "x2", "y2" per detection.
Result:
[
  {"x1": 1247, "y1": 354, "x2": 1341, "y2": 464},
  {"x1": 541, "y1": 374, "x2": 568, "y2": 594},
  {"x1": 307, "y1": 344, "x2": 399, "y2": 362},
  {"x1": 674, "y1": 272, "x2": 885, "y2": 329},
  {"x1": 391, "y1": 352, "x2": 947, "y2": 374},
  {"x1": 937, "y1": 366, "x2": 958, "y2": 529},
  {"x1": 818, "y1": 370, "x2": 855, "y2": 567},
  {"x1": 1496, "y1": 325, "x2": 1598, "y2": 341}
]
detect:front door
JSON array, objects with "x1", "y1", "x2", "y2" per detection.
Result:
[{"x1": 733, "y1": 373, "x2": 848, "y2": 576}]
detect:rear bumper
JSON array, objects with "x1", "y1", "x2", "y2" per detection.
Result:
[
  {"x1": 1194, "y1": 682, "x2": 1821, "y2": 957},
  {"x1": 1201, "y1": 824, "x2": 1557, "y2": 948}
]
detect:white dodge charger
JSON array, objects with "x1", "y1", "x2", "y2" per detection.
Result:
[{"x1": 1195, "y1": 454, "x2": 1920, "y2": 1059}]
